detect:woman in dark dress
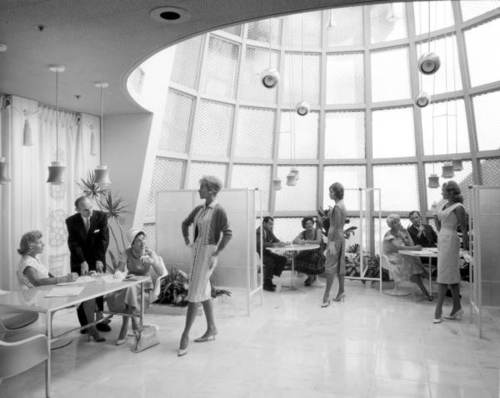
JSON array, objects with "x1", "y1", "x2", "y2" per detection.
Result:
[{"x1": 293, "y1": 217, "x2": 324, "y2": 286}]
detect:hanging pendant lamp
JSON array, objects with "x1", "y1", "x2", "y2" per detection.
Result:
[
  {"x1": 296, "y1": 101, "x2": 310, "y2": 116},
  {"x1": 418, "y1": 53, "x2": 440, "y2": 75},
  {"x1": 23, "y1": 113, "x2": 33, "y2": 146},
  {"x1": 272, "y1": 178, "x2": 282, "y2": 191},
  {"x1": 94, "y1": 82, "x2": 111, "y2": 186},
  {"x1": 441, "y1": 161, "x2": 454, "y2": 179},
  {"x1": 261, "y1": 19, "x2": 280, "y2": 89},
  {"x1": 47, "y1": 65, "x2": 66, "y2": 185},
  {"x1": 415, "y1": 91, "x2": 431, "y2": 108},
  {"x1": 428, "y1": 173, "x2": 439, "y2": 189},
  {"x1": 452, "y1": 159, "x2": 463, "y2": 172},
  {"x1": 0, "y1": 157, "x2": 11, "y2": 184},
  {"x1": 289, "y1": 167, "x2": 299, "y2": 181},
  {"x1": 286, "y1": 171, "x2": 297, "y2": 186}
]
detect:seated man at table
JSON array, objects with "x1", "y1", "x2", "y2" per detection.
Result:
[
  {"x1": 382, "y1": 214, "x2": 433, "y2": 301},
  {"x1": 256, "y1": 217, "x2": 287, "y2": 292},
  {"x1": 407, "y1": 210, "x2": 437, "y2": 248}
]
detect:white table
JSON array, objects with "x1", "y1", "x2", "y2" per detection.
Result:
[
  {"x1": 268, "y1": 243, "x2": 320, "y2": 289},
  {"x1": 0, "y1": 275, "x2": 149, "y2": 398},
  {"x1": 399, "y1": 248, "x2": 470, "y2": 294}
]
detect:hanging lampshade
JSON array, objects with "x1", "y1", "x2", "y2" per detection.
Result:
[
  {"x1": 23, "y1": 116, "x2": 33, "y2": 146},
  {"x1": 415, "y1": 91, "x2": 431, "y2": 108},
  {"x1": 46, "y1": 160, "x2": 65, "y2": 184},
  {"x1": 296, "y1": 101, "x2": 310, "y2": 116},
  {"x1": 417, "y1": 52, "x2": 441, "y2": 75},
  {"x1": 286, "y1": 171, "x2": 298, "y2": 186},
  {"x1": 428, "y1": 173, "x2": 440, "y2": 189},
  {"x1": 441, "y1": 161, "x2": 454, "y2": 178},
  {"x1": 261, "y1": 68, "x2": 280, "y2": 89},
  {"x1": 289, "y1": 167, "x2": 299, "y2": 181},
  {"x1": 272, "y1": 178, "x2": 282, "y2": 191},
  {"x1": 0, "y1": 157, "x2": 11, "y2": 184},
  {"x1": 47, "y1": 65, "x2": 66, "y2": 185},
  {"x1": 452, "y1": 159, "x2": 463, "y2": 172},
  {"x1": 94, "y1": 82, "x2": 112, "y2": 185}
]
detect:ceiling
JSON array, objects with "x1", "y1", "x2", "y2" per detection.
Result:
[{"x1": 0, "y1": 0, "x2": 401, "y2": 116}]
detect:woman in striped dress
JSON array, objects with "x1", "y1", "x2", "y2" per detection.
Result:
[{"x1": 178, "y1": 176, "x2": 232, "y2": 356}]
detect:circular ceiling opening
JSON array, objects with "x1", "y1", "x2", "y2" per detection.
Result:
[{"x1": 150, "y1": 6, "x2": 191, "y2": 24}]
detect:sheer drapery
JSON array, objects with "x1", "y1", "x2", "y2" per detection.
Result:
[{"x1": 0, "y1": 95, "x2": 100, "y2": 289}]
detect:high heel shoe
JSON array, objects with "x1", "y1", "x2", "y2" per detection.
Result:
[
  {"x1": 444, "y1": 308, "x2": 464, "y2": 320},
  {"x1": 433, "y1": 318, "x2": 443, "y2": 324},
  {"x1": 178, "y1": 336, "x2": 189, "y2": 357},
  {"x1": 194, "y1": 333, "x2": 217, "y2": 343},
  {"x1": 333, "y1": 292, "x2": 345, "y2": 302},
  {"x1": 115, "y1": 336, "x2": 127, "y2": 345},
  {"x1": 321, "y1": 300, "x2": 331, "y2": 308}
]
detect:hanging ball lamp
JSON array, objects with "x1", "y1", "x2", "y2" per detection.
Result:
[
  {"x1": 452, "y1": 159, "x2": 463, "y2": 172},
  {"x1": 0, "y1": 157, "x2": 11, "y2": 184},
  {"x1": 428, "y1": 173, "x2": 440, "y2": 189},
  {"x1": 272, "y1": 178, "x2": 282, "y2": 191},
  {"x1": 296, "y1": 101, "x2": 310, "y2": 116},
  {"x1": 441, "y1": 161, "x2": 454, "y2": 179},
  {"x1": 46, "y1": 160, "x2": 66, "y2": 185},
  {"x1": 417, "y1": 52, "x2": 441, "y2": 75},
  {"x1": 261, "y1": 68, "x2": 280, "y2": 89},
  {"x1": 415, "y1": 91, "x2": 431, "y2": 108}
]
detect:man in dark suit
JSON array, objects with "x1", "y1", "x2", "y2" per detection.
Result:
[
  {"x1": 407, "y1": 210, "x2": 437, "y2": 248},
  {"x1": 66, "y1": 196, "x2": 110, "y2": 332},
  {"x1": 256, "y1": 216, "x2": 287, "y2": 292}
]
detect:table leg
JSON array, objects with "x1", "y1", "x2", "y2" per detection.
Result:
[
  {"x1": 429, "y1": 256, "x2": 432, "y2": 295},
  {"x1": 290, "y1": 254, "x2": 296, "y2": 290},
  {"x1": 45, "y1": 311, "x2": 52, "y2": 398},
  {"x1": 140, "y1": 281, "x2": 144, "y2": 329}
]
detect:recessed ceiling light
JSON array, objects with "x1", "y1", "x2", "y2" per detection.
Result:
[
  {"x1": 150, "y1": 6, "x2": 191, "y2": 24},
  {"x1": 0, "y1": 43, "x2": 7, "y2": 52}
]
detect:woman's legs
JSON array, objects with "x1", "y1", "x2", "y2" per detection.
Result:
[
  {"x1": 82, "y1": 300, "x2": 104, "y2": 341},
  {"x1": 199, "y1": 299, "x2": 217, "y2": 337},
  {"x1": 117, "y1": 316, "x2": 129, "y2": 340},
  {"x1": 410, "y1": 274, "x2": 431, "y2": 299},
  {"x1": 449, "y1": 283, "x2": 462, "y2": 314},
  {"x1": 323, "y1": 270, "x2": 335, "y2": 304},
  {"x1": 434, "y1": 284, "x2": 448, "y2": 319},
  {"x1": 179, "y1": 302, "x2": 198, "y2": 349},
  {"x1": 335, "y1": 274, "x2": 345, "y2": 300}
]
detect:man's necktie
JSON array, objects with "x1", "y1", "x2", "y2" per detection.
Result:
[{"x1": 85, "y1": 217, "x2": 90, "y2": 232}]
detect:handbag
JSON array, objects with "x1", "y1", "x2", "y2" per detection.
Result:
[{"x1": 132, "y1": 323, "x2": 160, "y2": 353}]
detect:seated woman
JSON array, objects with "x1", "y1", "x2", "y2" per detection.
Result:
[
  {"x1": 17, "y1": 230, "x2": 105, "y2": 341},
  {"x1": 382, "y1": 215, "x2": 432, "y2": 301},
  {"x1": 293, "y1": 217, "x2": 324, "y2": 286},
  {"x1": 107, "y1": 229, "x2": 167, "y2": 345}
]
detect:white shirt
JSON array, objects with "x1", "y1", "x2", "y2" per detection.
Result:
[{"x1": 17, "y1": 255, "x2": 50, "y2": 289}]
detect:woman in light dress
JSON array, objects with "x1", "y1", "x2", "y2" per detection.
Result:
[
  {"x1": 433, "y1": 181, "x2": 468, "y2": 323},
  {"x1": 178, "y1": 176, "x2": 232, "y2": 356},
  {"x1": 322, "y1": 182, "x2": 347, "y2": 307}
]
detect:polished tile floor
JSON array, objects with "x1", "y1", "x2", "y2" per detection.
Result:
[{"x1": 1, "y1": 277, "x2": 500, "y2": 398}]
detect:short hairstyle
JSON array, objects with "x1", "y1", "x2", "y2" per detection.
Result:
[
  {"x1": 18, "y1": 230, "x2": 42, "y2": 255},
  {"x1": 386, "y1": 214, "x2": 400, "y2": 228},
  {"x1": 74, "y1": 195, "x2": 90, "y2": 209},
  {"x1": 199, "y1": 175, "x2": 223, "y2": 194},
  {"x1": 263, "y1": 216, "x2": 274, "y2": 224},
  {"x1": 131, "y1": 231, "x2": 146, "y2": 245},
  {"x1": 329, "y1": 182, "x2": 344, "y2": 200},
  {"x1": 408, "y1": 210, "x2": 421, "y2": 218},
  {"x1": 301, "y1": 216, "x2": 315, "y2": 229},
  {"x1": 444, "y1": 181, "x2": 463, "y2": 203}
]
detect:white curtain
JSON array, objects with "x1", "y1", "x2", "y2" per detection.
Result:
[{"x1": 0, "y1": 95, "x2": 100, "y2": 290}]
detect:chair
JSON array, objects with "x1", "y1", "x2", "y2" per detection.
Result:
[
  {"x1": 380, "y1": 254, "x2": 411, "y2": 297},
  {"x1": 0, "y1": 333, "x2": 48, "y2": 384}
]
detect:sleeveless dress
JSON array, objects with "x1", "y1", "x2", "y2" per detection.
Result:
[
  {"x1": 324, "y1": 200, "x2": 346, "y2": 276},
  {"x1": 17, "y1": 255, "x2": 50, "y2": 289},
  {"x1": 187, "y1": 205, "x2": 217, "y2": 303},
  {"x1": 436, "y1": 202, "x2": 463, "y2": 284}
]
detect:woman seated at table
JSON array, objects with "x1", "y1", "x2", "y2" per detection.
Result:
[
  {"x1": 107, "y1": 229, "x2": 167, "y2": 345},
  {"x1": 17, "y1": 230, "x2": 105, "y2": 341},
  {"x1": 293, "y1": 217, "x2": 324, "y2": 286},
  {"x1": 382, "y1": 215, "x2": 432, "y2": 301}
]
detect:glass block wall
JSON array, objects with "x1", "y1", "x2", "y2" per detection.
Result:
[{"x1": 144, "y1": 1, "x2": 500, "y2": 241}]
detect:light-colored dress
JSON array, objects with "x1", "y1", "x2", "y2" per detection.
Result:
[
  {"x1": 383, "y1": 231, "x2": 424, "y2": 282},
  {"x1": 17, "y1": 255, "x2": 50, "y2": 289},
  {"x1": 437, "y1": 202, "x2": 463, "y2": 284},
  {"x1": 187, "y1": 204, "x2": 217, "y2": 303},
  {"x1": 324, "y1": 200, "x2": 346, "y2": 276}
]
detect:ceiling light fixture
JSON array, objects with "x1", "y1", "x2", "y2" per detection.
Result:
[
  {"x1": 150, "y1": 6, "x2": 191, "y2": 24},
  {"x1": 261, "y1": 18, "x2": 280, "y2": 89},
  {"x1": 415, "y1": 91, "x2": 431, "y2": 108},
  {"x1": 94, "y1": 82, "x2": 111, "y2": 186},
  {"x1": 418, "y1": 1, "x2": 440, "y2": 75},
  {"x1": 47, "y1": 65, "x2": 66, "y2": 185},
  {"x1": 295, "y1": 16, "x2": 309, "y2": 117}
]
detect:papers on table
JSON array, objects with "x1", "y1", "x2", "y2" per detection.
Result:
[
  {"x1": 56, "y1": 276, "x2": 95, "y2": 286},
  {"x1": 44, "y1": 286, "x2": 84, "y2": 297}
]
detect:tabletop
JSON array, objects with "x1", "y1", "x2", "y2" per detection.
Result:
[
  {"x1": 0, "y1": 275, "x2": 149, "y2": 314},
  {"x1": 268, "y1": 243, "x2": 320, "y2": 255},
  {"x1": 399, "y1": 247, "x2": 470, "y2": 261}
]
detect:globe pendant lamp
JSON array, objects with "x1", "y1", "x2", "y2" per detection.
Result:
[
  {"x1": 23, "y1": 113, "x2": 33, "y2": 146},
  {"x1": 296, "y1": 101, "x2": 310, "y2": 116},
  {"x1": 452, "y1": 159, "x2": 463, "y2": 172},
  {"x1": 94, "y1": 82, "x2": 111, "y2": 186},
  {"x1": 415, "y1": 91, "x2": 431, "y2": 108},
  {"x1": 47, "y1": 65, "x2": 66, "y2": 185},
  {"x1": 261, "y1": 68, "x2": 280, "y2": 89},
  {"x1": 441, "y1": 161, "x2": 454, "y2": 179},
  {"x1": 417, "y1": 52, "x2": 441, "y2": 75},
  {"x1": 428, "y1": 173, "x2": 439, "y2": 189},
  {"x1": 272, "y1": 178, "x2": 282, "y2": 191},
  {"x1": 0, "y1": 157, "x2": 11, "y2": 184}
]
